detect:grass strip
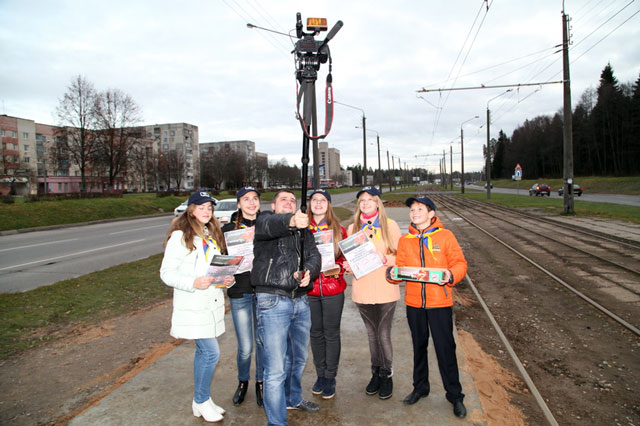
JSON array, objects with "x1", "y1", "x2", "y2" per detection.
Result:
[
  {"x1": 0, "y1": 254, "x2": 170, "y2": 359},
  {"x1": 460, "y1": 192, "x2": 640, "y2": 224},
  {"x1": 0, "y1": 194, "x2": 182, "y2": 231}
]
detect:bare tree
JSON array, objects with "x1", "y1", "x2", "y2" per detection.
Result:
[
  {"x1": 94, "y1": 89, "x2": 142, "y2": 190},
  {"x1": 55, "y1": 75, "x2": 100, "y2": 192}
]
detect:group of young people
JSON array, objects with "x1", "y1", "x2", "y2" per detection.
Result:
[{"x1": 160, "y1": 185, "x2": 468, "y2": 425}]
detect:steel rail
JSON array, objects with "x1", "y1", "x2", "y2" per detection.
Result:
[{"x1": 444, "y1": 202, "x2": 640, "y2": 337}]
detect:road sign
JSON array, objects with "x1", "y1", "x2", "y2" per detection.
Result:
[{"x1": 514, "y1": 163, "x2": 522, "y2": 180}]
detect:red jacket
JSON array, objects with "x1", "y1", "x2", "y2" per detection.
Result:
[
  {"x1": 395, "y1": 217, "x2": 467, "y2": 309},
  {"x1": 308, "y1": 222, "x2": 347, "y2": 297}
]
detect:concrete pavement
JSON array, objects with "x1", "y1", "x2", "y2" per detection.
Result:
[{"x1": 70, "y1": 206, "x2": 487, "y2": 425}]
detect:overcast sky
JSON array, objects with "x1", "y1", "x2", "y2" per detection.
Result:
[{"x1": 1, "y1": 0, "x2": 639, "y2": 174}]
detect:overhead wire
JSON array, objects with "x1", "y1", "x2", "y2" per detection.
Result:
[
  {"x1": 245, "y1": 0, "x2": 295, "y2": 51},
  {"x1": 429, "y1": 0, "x2": 493, "y2": 143}
]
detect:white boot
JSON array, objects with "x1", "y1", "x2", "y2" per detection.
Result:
[
  {"x1": 210, "y1": 398, "x2": 225, "y2": 415},
  {"x1": 192, "y1": 399, "x2": 223, "y2": 422}
]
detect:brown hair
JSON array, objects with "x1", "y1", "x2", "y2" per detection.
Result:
[
  {"x1": 272, "y1": 189, "x2": 296, "y2": 202},
  {"x1": 352, "y1": 194, "x2": 397, "y2": 255},
  {"x1": 307, "y1": 198, "x2": 344, "y2": 259},
  {"x1": 164, "y1": 203, "x2": 226, "y2": 253}
]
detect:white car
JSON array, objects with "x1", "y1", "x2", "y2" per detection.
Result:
[{"x1": 213, "y1": 198, "x2": 238, "y2": 224}]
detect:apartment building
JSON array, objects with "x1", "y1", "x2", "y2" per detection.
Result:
[{"x1": 318, "y1": 141, "x2": 341, "y2": 181}]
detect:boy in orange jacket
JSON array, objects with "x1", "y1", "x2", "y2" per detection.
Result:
[{"x1": 391, "y1": 196, "x2": 468, "y2": 418}]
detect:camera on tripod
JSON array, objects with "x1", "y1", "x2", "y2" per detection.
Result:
[{"x1": 293, "y1": 13, "x2": 342, "y2": 82}]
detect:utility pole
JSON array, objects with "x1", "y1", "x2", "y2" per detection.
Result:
[
  {"x1": 486, "y1": 106, "x2": 491, "y2": 199},
  {"x1": 387, "y1": 150, "x2": 391, "y2": 192},
  {"x1": 450, "y1": 143, "x2": 453, "y2": 190},
  {"x1": 376, "y1": 134, "x2": 381, "y2": 190},
  {"x1": 460, "y1": 115, "x2": 478, "y2": 194},
  {"x1": 562, "y1": 6, "x2": 575, "y2": 214},
  {"x1": 392, "y1": 155, "x2": 396, "y2": 190}
]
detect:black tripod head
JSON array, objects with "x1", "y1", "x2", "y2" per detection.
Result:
[{"x1": 293, "y1": 13, "x2": 343, "y2": 83}]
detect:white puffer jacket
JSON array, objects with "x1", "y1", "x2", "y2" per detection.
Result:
[{"x1": 160, "y1": 230, "x2": 225, "y2": 340}]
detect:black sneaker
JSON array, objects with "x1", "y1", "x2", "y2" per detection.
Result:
[
  {"x1": 322, "y1": 378, "x2": 336, "y2": 399},
  {"x1": 286, "y1": 399, "x2": 320, "y2": 412},
  {"x1": 312, "y1": 377, "x2": 325, "y2": 395},
  {"x1": 365, "y1": 367, "x2": 380, "y2": 395}
]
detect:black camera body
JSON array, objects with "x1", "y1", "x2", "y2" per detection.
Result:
[{"x1": 293, "y1": 13, "x2": 333, "y2": 82}]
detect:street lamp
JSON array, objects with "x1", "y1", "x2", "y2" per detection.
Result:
[
  {"x1": 460, "y1": 115, "x2": 479, "y2": 194},
  {"x1": 356, "y1": 126, "x2": 381, "y2": 190},
  {"x1": 335, "y1": 101, "x2": 367, "y2": 185},
  {"x1": 486, "y1": 89, "x2": 512, "y2": 199}
]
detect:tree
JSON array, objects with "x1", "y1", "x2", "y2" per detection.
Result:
[
  {"x1": 93, "y1": 89, "x2": 142, "y2": 190},
  {"x1": 55, "y1": 75, "x2": 100, "y2": 192}
]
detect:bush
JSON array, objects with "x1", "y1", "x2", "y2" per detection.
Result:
[
  {"x1": 1, "y1": 195, "x2": 15, "y2": 204},
  {"x1": 156, "y1": 190, "x2": 189, "y2": 198},
  {"x1": 26, "y1": 192, "x2": 124, "y2": 202}
]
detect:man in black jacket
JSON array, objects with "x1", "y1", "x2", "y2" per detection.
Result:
[{"x1": 252, "y1": 189, "x2": 322, "y2": 426}]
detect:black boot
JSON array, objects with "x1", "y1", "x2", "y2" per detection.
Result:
[
  {"x1": 255, "y1": 381, "x2": 264, "y2": 407},
  {"x1": 365, "y1": 366, "x2": 381, "y2": 395},
  {"x1": 378, "y1": 368, "x2": 393, "y2": 400},
  {"x1": 232, "y1": 381, "x2": 248, "y2": 405}
]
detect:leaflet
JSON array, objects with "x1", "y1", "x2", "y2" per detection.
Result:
[
  {"x1": 313, "y1": 230, "x2": 338, "y2": 273},
  {"x1": 338, "y1": 230, "x2": 383, "y2": 279},
  {"x1": 206, "y1": 255, "x2": 244, "y2": 286},
  {"x1": 224, "y1": 227, "x2": 255, "y2": 274}
]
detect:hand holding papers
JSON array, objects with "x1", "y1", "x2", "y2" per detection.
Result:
[
  {"x1": 338, "y1": 230, "x2": 384, "y2": 279},
  {"x1": 207, "y1": 255, "x2": 244, "y2": 287},
  {"x1": 313, "y1": 230, "x2": 339, "y2": 273},
  {"x1": 224, "y1": 227, "x2": 255, "y2": 274}
]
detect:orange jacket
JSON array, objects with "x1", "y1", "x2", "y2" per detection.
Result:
[{"x1": 396, "y1": 217, "x2": 467, "y2": 309}]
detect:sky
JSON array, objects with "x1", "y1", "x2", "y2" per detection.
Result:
[{"x1": 1, "y1": 0, "x2": 639, "y2": 175}]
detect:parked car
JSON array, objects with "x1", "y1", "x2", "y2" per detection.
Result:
[
  {"x1": 529, "y1": 183, "x2": 551, "y2": 196},
  {"x1": 558, "y1": 184, "x2": 583, "y2": 196},
  {"x1": 213, "y1": 198, "x2": 238, "y2": 224},
  {"x1": 173, "y1": 200, "x2": 189, "y2": 217}
]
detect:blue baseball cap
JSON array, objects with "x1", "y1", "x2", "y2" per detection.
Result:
[
  {"x1": 308, "y1": 188, "x2": 332, "y2": 203},
  {"x1": 356, "y1": 186, "x2": 381, "y2": 199},
  {"x1": 188, "y1": 190, "x2": 217, "y2": 206},
  {"x1": 236, "y1": 186, "x2": 261, "y2": 200},
  {"x1": 405, "y1": 196, "x2": 436, "y2": 211}
]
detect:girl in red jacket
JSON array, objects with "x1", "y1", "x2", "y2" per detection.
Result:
[
  {"x1": 393, "y1": 196, "x2": 468, "y2": 419},
  {"x1": 306, "y1": 189, "x2": 347, "y2": 400}
]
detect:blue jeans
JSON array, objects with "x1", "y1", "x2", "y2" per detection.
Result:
[
  {"x1": 230, "y1": 294, "x2": 264, "y2": 382},
  {"x1": 193, "y1": 338, "x2": 220, "y2": 403},
  {"x1": 256, "y1": 293, "x2": 311, "y2": 426}
]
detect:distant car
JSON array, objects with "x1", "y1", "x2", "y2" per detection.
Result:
[
  {"x1": 529, "y1": 183, "x2": 551, "y2": 196},
  {"x1": 174, "y1": 200, "x2": 188, "y2": 217},
  {"x1": 214, "y1": 198, "x2": 238, "y2": 224},
  {"x1": 558, "y1": 184, "x2": 583, "y2": 196},
  {"x1": 484, "y1": 183, "x2": 493, "y2": 189}
]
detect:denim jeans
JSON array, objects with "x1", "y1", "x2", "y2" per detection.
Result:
[
  {"x1": 309, "y1": 292, "x2": 345, "y2": 379},
  {"x1": 193, "y1": 338, "x2": 220, "y2": 403},
  {"x1": 230, "y1": 294, "x2": 264, "y2": 382},
  {"x1": 355, "y1": 301, "x2": 396, "y2": 371},
  {"x1": 256, "y1": 293, "x2": 311, "y2": 426}
]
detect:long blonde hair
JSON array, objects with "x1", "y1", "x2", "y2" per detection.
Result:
[
  {"x1": 352, "y1": 194, "x2": 397, "y2": 255},
  {"x1": 164, "y1": 203, "x2": 226, "y2": 253},
  {"x1": 307, "y1": 200, "x2": 344, "y2": 259}
]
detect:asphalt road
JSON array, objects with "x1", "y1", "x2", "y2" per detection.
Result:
[
  {"x1": 465, "y1": 184, "x2": 640, "y2": 206},
  {"x1": 0, "y1": 216, "x2": 173, "y2": 293}
]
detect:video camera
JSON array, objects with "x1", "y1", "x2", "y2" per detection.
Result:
[{"x1": 293, "y1": 13, "x2": 343, "y2": 82}]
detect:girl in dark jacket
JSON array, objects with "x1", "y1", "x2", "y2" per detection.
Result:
[
  {"x1": 221, "y1": 187, "x2": 264, "y2": 407},
  {"x1": 306, "y1": 189, "x2": 347, "y2": 400}
]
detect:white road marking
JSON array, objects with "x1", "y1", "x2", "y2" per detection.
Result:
[
  {"x1": 109, "y1": 224, "x2": 169, "y2": 235},
  {"x1": 0, "y1": 238, "x2": 79, "y2": 252},
  {"x1": 0, "y1": 239, "x2": 146, "y2": 271}
]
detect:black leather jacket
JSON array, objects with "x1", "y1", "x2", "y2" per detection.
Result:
[{"x1": 251, "y1": 211, "x2": 321, "y2": 298}]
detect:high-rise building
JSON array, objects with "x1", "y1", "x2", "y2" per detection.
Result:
[
  {"x1": 140, "y1": 123, "x2": 199, "y2": 190},
  {"x1": 318, "y1": 141, "x2": 341, "y2": 181}
]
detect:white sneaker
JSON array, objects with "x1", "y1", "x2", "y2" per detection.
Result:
[{"x1": 192, "y1": 399, "x2": 223, "y2": 422}]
